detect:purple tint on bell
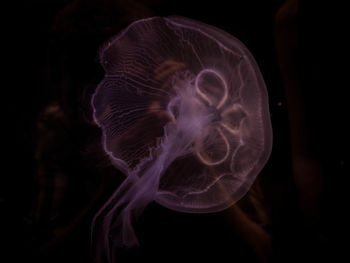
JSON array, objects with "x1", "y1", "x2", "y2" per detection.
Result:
[{"x1": 91, "y1": 16, "x2": 272, "y2": 262}]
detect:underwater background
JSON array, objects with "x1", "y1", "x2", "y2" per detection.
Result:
[{"x1": 2, "y1": 0, "x2": 348, "y2": 262}]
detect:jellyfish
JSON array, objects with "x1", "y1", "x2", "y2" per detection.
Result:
[{"x1": 91, "y1": 16, "x2": 272, "y2": 262}]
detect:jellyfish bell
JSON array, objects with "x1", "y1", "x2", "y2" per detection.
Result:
[{"x1": 91, "y1": 16, "x2": 272, "y2": 260}]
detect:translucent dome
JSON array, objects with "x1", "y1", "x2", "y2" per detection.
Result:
[{"x1": 91, "y1": 16, "x2": 272, "y2": 254}]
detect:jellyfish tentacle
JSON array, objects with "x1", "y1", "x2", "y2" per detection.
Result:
[
  {"x1": 94, "y1": 155, "x2": 166, "y2": 262},
  {"x1": 90, "y1": 173, "x2": 138, "y2": 246},
  {"x1": 167, "y1": 95, "x2": 181, "y2": 123}
]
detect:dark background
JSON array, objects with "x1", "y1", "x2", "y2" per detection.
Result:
[{"x1": 2, "y1": 0, "x2": 348, "y2": 262}]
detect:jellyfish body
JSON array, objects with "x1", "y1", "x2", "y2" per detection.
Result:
[{"x1": 91, "y1": 16, "x2": 272, "y2": 261}]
